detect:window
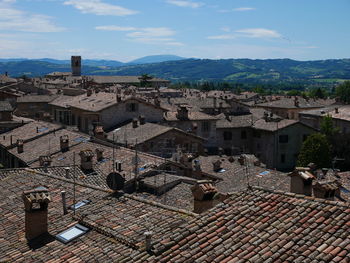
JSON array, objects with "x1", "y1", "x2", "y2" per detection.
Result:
[
  {"x1": 280, "y1": 154, "x2": 285, "y2": 163},
  {"x1": 56, "y1": 224, "x2": 89, "y2": 244},
  {"x1": 201, "y1": 122, "x2": 210, "y2": 132},
  {"x1": 223, "y1": 131, "x2": 232, "y2": 140},
  {"x1": 279, "y1": 135, "x2": 288, "y2": 143},
  {"x1": 241, "y1": 130, "x2": 247, "y2": 140},
  {"x1": 126, "y1": 103, "x2": 138, "y2": 112}
]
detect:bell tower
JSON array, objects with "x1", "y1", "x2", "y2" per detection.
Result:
[{"x1": 71, "y1": 56, "x2": 81, "y2": 76}]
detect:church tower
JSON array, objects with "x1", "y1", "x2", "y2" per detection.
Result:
[{"x1": 71, "y1": 56, "x2": 81, "y2": 76}]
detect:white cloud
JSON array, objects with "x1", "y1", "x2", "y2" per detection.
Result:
[
  {"x1": 219, "y1": 7, "x2": 256, "y2": 13},
  {"x1": 63, "y1": 0, "x2": 138, "y2": 16},
  {"x1": 126, "y1": 27, "x2": 175, "y2": 38},
  {"x1": 0, "y1": 1, "x2": 64, "y2": 32},
  {"x1": 95, "y1": 25, "x2": 137, "y2": 31},
  {"x1": 166, "y1": 0, "x2": 203, "y2": 8},
  {"x1": 235, "y1": 28, "x2": 281, "y2": 38},
  {"x1": 233, "y1": 7, "x2": 255, "y2": 12},
  {"x1": 207, "y1": 34, "x2": 236, "y2": 40},
  {"x1": 95, "y1": 25, "x2": 183, "y2": 46}
]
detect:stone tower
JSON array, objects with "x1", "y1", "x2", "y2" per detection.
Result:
[{"x1": 71, "y1": 56, "x2": 81, "y2": 76}]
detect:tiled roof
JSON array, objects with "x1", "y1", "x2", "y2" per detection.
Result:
[
  {"x1": 194, "y1": 155, "x2": 290, "y2": 193},
  {"x1": 255, "y1": 96, "x2": 335, "y2": 109},
  {"x1": 253, "y1": 118, "x2": 299, "y2": 131},
  {"x1": 160, "y1": 97, "x2": 231, "y2": 112},
  {"x1": 108, "y1": 122, "x2": 173, "y2": 145},
  {"x1": 152, "y1": 187, "x2": 350, "y2": 262},
  {"x1": 0, "y1": 121, "x2": 62, "y2": 148},
  {"x1": 164, "y1": 111, "x2": 219, "y2": 121},
  {"x1": 0, "y1": 167, "x2": 194, "y2": 262},
  {"x1": 29, "y1": 139, "x2": 165, "y2": 183},
  {"x1": 300, "y1": 105, "x2": 350, "y2": 122},
  {"x1": 17, "y1": 95, "x2": 59, "y2": 103},
  {"x1": 88, "y1": 75, "x2": 169, "y2": 84},
  {"x1": 107, "y1": 122, "x2": 204, "y2": 146}
]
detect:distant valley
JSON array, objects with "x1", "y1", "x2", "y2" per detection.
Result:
[{"x1": 0, "y1": 56, "x2": 349, "y2": 87}]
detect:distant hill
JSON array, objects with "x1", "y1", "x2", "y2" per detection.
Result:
[
  {"x1": 128, "y1": 55, "x2": 187, "y2": 65},
  {"x1": 0, "y1": 58, "x2": 349, "y2": 87}
]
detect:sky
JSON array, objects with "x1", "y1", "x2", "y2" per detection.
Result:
[{"x1": 0, "y1": 0, "x2": 349, "y2": 62}]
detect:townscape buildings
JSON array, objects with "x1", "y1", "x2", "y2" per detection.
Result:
[{"x1": 0, "y1": 56, "x2": 349, "y2": 262}]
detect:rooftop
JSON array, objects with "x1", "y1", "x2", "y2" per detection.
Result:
[{"x1": 152, "y1": 187, "x2": 350, "y2": 262}]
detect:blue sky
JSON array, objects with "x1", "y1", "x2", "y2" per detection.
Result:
[{"x1": 0, "y1": 0, "x2": 349, "y2": 62}]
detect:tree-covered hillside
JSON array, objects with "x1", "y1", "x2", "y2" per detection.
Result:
[{"x1": 1, "y1": 58, "x2": 349, "y2": 87}]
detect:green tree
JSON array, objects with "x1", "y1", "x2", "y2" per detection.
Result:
[
  {"x1": 336, "y1": 81, "x2": 350, "y2": 104},
  {"x1": 297, "y1": 133, "x2": 331, "y2": 168},
  {"x1": 320, "y1": 114, "x2": 340, "y2": 138},
  {"x1": 139, "y1": 74, "x2": 153, "y2": 87}
]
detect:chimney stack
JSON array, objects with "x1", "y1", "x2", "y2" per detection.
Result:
[
  {"x1": 17, "y1": 139, "x2": 24, "y2": 153},
  {"x1": 22, "y1": 187, "x2": 51, "y2": 240},
  {"x1": 39, "y1": 156, "x2": 52, "y2": 168},
  {"x1": 64, "y1": 167, "x2": 70, "y2": 178},
  {"x1": 335, "y1": 107, "x2": 339, "y2": 114},
  {"x1": 116, "y1": 95, "x2": 122, "y2": 102},
  {"x1": 60, "y1": 135, "x2": 69, "y2": 152},
  {"x1": 94, "y1": 126, "x2": 105, "y2": 140},
  {"x1": 139, "y1": 115, "x2": 146, "y2": 125},
  {"x1": 177, "y1": 106, "x2": 189, "y2": 120},
  {"x1": 132, "y1": 118, "x2": 138, "y2": 128},
  {"x1": 87, "y1": 89, "x2": 92, "y2": 97},
  {"x1": 191, "y1": 181, "x2": 218, "y2": 213},
  {"x1": 144, "y1": 231, "x2": 153, "y2": 252},
  {"x1": 79, "y1": 149, "x2": 94, "y2": 171},
  {"x1": 61, "y1": 191, "x2": 68, "y2": 215},
  {"x1": 212, "y1": 160, "x2": 222, "y2": 172},
  {"x1": 95, "y1": 148, "x2": 104, "y2": 162}
]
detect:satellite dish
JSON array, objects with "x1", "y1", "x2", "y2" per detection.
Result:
[{"x1": 106, "y1": 172, "x2": 125, "y2": 191}]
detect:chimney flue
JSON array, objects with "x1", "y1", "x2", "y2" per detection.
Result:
[
  {"x1": 17, "y1": 139, "x2": 24, "y2": 153},
  {"x1": 144, "y1": 231, "x2": 153, "y2": 252},
  {"x1": 61, "y1": 191, "x2": 68, "y2": 215},
  {"x1": 132, "y1": 118, "x2": 138, "y2": 128}
]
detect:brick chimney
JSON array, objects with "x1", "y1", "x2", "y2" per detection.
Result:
[
  {"x1": 191, "y1": 181, "x2": 218, "y2": 213},
  {"x1": 132, "y1": 118, "x2": 138, "y2": 128},
  {"x1": 95, "y1": 148, "x2": 104, "y2": 162},
  {"x1": 94, "y1": 125, "x2": 105, "y2": 140},
  {"x1": 212, "y1": 159, "x2": 222, "y2": 172},
  {"x1": 22, "y1": 187, "x2": 51, "y2": 240},
  {"x1": 177, "y1": 106, "x2": 189, "y2": 120},
  {"x1": 288, "y1": 167, "x2": 315, "y2": 196},
  {"x1": 313, "y1": 180, "x2": 341, "y2": 200},
  {"x1": 17, "y1": 139, "x2": 24, "y2": 153},
  {"x1": 39, "y1": 155, "x2": 52, "y2": 167},
  {"x1": 79, "y1": 149, "x2": 94, "y2": 171},
  {"x1": 139, "y1": 115, "x2": 146, "y2": 125},
  {"x1": 60, "y1": 135, "x2": 69, "y2": 152}
]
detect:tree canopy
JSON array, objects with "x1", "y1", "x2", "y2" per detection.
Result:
[
  {"x1": 336, "y1": 81, "x2": 350, "y2": 104},
  {"x1": 297, "y1": 133, "x2": 331, "y2": 168}
]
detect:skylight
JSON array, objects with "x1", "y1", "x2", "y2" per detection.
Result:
[
  {"x1": 56, "y1": 224, "x2": 89, "y2": 244},
  {"x1": 70, "y1": 199, "x2": 91, "y2": 210},
  {"x1": 37, "y1": 127, "x2": 48, "y2": 132}
]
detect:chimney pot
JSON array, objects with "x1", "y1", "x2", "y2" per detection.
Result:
[
  {"x1": 61, "y1": 191, "x2": 68, "y2": 215},
  {"x1": 79, "y1": 149, "x2": 94, "y2": 171},
  {"x1": 64, "y1": 167, "x2": 70, "y2": 178},
  {"x1": 17, "y1": 139, "x2": 24, "y2": 153},
  {"x1": 132, "y1": 118, "x2": 138, "y2": 128},
  {"x1": 144, "y1": 231, "x2": 153, "y2": 252},
  {"x1": 60, "y1": 135, "x2": 69, "y2": 152}
]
